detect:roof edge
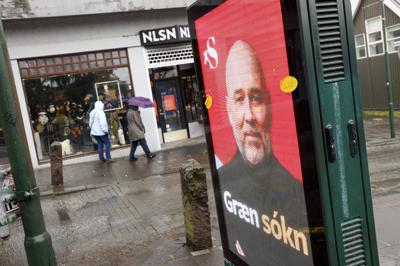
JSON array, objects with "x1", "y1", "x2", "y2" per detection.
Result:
[
  {"x1": 384, "y1": 0, "x2": 400, "y2": 18},
  {"x1": 353, "y1": 0, "x2": 400, "y2": 20},
  {"x1": 352, "y1": 0, "x2": 362, "y2": 19}
]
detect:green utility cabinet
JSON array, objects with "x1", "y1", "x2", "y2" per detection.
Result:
[{"x1": 188, "y1": 0, "x2": 378, "y2": 265}]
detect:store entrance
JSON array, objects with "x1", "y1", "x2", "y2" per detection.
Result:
[{"x1": 154, "y1": 78, "x2": 188, "y2": 142}]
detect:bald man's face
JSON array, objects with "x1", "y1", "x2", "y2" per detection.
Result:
[{"x1": 226, "y1": 42, "x2": 270, "y2": 166}]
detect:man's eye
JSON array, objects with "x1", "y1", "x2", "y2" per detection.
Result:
[
  {"x1": 250, "y1": 94, "x2": 263, "y2": 103},
  {"x1": 234, "y1": 96, "x2": 244, "y2": 103}
]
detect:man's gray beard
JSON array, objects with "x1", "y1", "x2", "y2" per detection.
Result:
[
  {"x1": 242, "y1": 145, "x2": 265, "y2": 166},
  {"x1": 234, "y1": 133, "x2": 266, "y2": 166}
]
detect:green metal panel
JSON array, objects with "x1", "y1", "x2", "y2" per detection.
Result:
[
  {"x1": 296, "y1": 0, "x2": 340, "y2": 264},
  {"x1": 302, "y1": 0, "x2": 379, "y2": 264},
  {"x1": 344, "y1": 0, "x2": 380, "y2": 264},
  {"x1": 224, "y1": 258, "x2": 235, "y2": 266}
]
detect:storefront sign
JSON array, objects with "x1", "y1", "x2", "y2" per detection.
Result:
[
  {"x1": 140, "y1": 25, "x2": 191, "y2": 46},
  {"x1": 193, "y1": 0, "x2": 313, "y2": 265}
]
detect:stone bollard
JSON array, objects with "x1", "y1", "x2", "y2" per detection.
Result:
[
  {"x1": 50, "y1": 142, "x2": 63, "y2": 187},
  {"x1": 180, "y1": 159, "x2": 212, "y2": 251}
]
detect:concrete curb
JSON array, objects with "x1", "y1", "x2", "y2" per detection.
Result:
[{"x1": 40, "y1": 183, "x2": 110, "y2": 197}]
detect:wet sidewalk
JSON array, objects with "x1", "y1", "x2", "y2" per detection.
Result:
[
  {"x1": 2, "y1": 118, "x2": 400, "y2": 265},
  {"x1": 1, "y1": 138, "x2": 224, "y2": 265},
  {"x1": 34, "y1": 137, "x2": 209, "y2": 195}
]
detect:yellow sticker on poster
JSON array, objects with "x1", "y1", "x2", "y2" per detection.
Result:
[
  {"x1": 280, "y1": 76, "x2": 298, "y2": 93},
  {"x1": 205, "y1": 95, "x2": 213, "y2": 109}
]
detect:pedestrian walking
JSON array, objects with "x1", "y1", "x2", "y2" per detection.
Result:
[
  {"x1": 89, "y1": 101, "x2": 112, "y2": 162},
  {"x1": 127, "y1": 105, "x2": 155, "y2": 161}
]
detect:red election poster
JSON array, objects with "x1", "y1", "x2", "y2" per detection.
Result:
[{"x1": 195, "y1": 0, "x2": 313, "y2": 265}]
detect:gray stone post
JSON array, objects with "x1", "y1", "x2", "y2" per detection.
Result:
[
  {"x1": 50, "y1": 142, "x2": 63, "y2": 186},
  {"x1": 179, "y1": 159, "x2": 212, "y2": 251}
]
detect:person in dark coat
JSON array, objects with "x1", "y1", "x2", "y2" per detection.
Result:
[{"x1": 127, "y1": 105, "x2": 155, "y2": 161}]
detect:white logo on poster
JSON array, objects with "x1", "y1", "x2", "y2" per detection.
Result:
[
  {"x1": 203, "y1": 37, "x2": 218, "y2": 69},
  {"x1": 235, "y1": 240, "x2": 245, "y2": 257}
]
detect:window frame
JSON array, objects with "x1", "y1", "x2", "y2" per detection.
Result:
[
  {"x1": 386, "y1": 24, "x2": 400, "y2": 53},
  {"x1": 365, "y1": 16, "x2": 385, "y2": 57},
  {"x1": 18, "y1": 49, "x2": 129, "y2": 79},
  {"x1": 354, "y1": 33, "x2": 367, "y2": 59}
]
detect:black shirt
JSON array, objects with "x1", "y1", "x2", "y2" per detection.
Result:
[{"x1": 218, "y1": 152, "x2": 313, "y2": 266}]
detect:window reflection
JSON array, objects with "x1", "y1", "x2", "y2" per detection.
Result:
[{"x1": 24, "y1": 67, "x2": 133, "y2": 162}]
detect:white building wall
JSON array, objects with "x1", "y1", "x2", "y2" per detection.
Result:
[
  {"x1": 4, "y1": 9, "x2": 188, "y2": 168},
  {"x1": 1, "y1": 0, "x2": 193, "y2": 19},
  {"x1": 129, "y1": 47, "x2": 161, "y2": 152},
  {"x1": 4, "y1": 9, "x2": 189, "y2": 59}
]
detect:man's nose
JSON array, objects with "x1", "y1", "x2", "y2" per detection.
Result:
[{"x1": 243, "y1": 98, "x2": 256, "y2": 124}]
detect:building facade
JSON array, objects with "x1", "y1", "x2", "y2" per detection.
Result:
[
  {"x1": 0, "y1": 0, "x2": 201, "y2": 169},
  {"x1": 353, "y1": 0, "x2": 400, "y2": 109}
]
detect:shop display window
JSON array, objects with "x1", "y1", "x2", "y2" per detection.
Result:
[
  {"x1": 178, "y1": 64, "x2": 203, "y2": 123},
  {"x1": 21, "y1": 51, "x2": 134, "y2": 162}
]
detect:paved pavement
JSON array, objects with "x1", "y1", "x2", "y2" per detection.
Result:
[
  {"x1": 2, "y1": 118, "x2": 400, "y2": 265},
  {"x1": 0, "y1": 172, "x2": 224, "y2": 265}
]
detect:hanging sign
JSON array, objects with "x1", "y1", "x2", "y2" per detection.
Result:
[{"x1": 140, "y1": 25, "x2": 191, "y2": 46}]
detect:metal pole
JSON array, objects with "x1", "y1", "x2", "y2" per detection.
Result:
[
  {"x1": 381, "y1": 0, "x2": 396, "y2": 138},
  {"x1": 0, "y1": 20, "x2": 57, "y2": 266}
]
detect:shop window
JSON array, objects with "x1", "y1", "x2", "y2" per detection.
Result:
[
  {"x1": 54, "y1": 57, "x2": 62, "y2": 64},
  {"x1": 355, "y1": 34, "x2": 367, "y2": 59},
  {"x1": 366, "y1": 16, "x2": 385, "y2": 57},
  {"x1": 38, "y1": 59, "x2": 46, "y2": 67},
  {"x1": 18, "y1": 49, "x2": 129, "y2": 79},
  {"x1": 386, "y1": 24, "x2": 400, "y2": 53},
  {"x1": 151, "y1": 66, "x2": 178, "y2": 80},
  {"x1": 22, "y1": 57, "x2": 134, "y2": 162},
  {"x1": 179, "y1": 64, "x2": 203, "y2": 123}
]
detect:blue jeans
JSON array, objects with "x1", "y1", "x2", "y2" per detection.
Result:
[
  {"x1": 130, "y1": 138, "x2": 152, "y2": 159},
  {"x1": 93, "y1": 134, "x2": 111, "y2": 161}
]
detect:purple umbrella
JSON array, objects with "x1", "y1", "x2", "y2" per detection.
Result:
[{"x1": 127, "y1": 96, "x2": 154, "y2": 108}]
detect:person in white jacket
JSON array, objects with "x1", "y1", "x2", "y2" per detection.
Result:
[{"x1": 89, "y1": 101, "x2": 111, "y2": 162}]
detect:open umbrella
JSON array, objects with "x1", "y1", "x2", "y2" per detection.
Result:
[{"x1": 127, "y1": 96, "x2": 154, "y2": 108}]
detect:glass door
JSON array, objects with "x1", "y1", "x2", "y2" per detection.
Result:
[{"x1": 154, "y1": 78, "x2": 188, "y2": 142}]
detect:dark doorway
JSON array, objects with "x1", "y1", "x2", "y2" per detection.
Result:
[{"x1": 154, "y1": 78, "x2": 188, "y2": 142}]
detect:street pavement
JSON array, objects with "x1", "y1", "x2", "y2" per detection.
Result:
[{"x1": 1, "y1": 118, "x2": 400, "y2": 265}]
